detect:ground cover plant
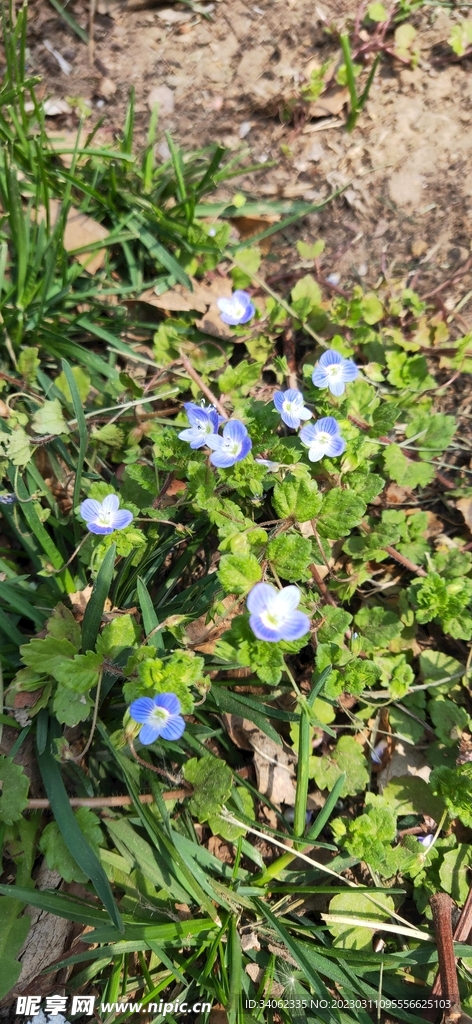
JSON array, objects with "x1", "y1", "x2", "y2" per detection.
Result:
[{"x1": 2, "y1": 4, "x2": 472, "y2": 1024}]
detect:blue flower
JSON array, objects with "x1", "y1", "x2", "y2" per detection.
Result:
[
  {"x1": 80, "y1": 494, "x2": 133, "y2": 535},
  {"x1": 417, "y1": 834, "x2": 434, "y2": 848},
  {"x1": 129, "y1": 693, "x2": 185, "y2": 745},
  {"x1": 178, "y1": 402, "x2": 223, "y2": 449},
  {"x1": 311, "y1": 349, "x2": 359, "y2": 397},
  {"x1": 371, "y1": 739, "x2": 388, "y2": 764},
  {"x1": 246, "y1": 582, "x2": 310, "y2": 643},
  {"x1": 299, "y1": 417, "x2": 346, "y2": 462},
  {"x1": 0, "y1": 493, "x2": 17, "y2": 504},
  {"x1": 206, "y1": 420, "x2": 252, "y2": 468},
  {"x1": 217, "y1": 290, "x2": 255, "y2": 326},
  {"x1": 273, "y1": 388, "x2": 312, "y2": 429}
]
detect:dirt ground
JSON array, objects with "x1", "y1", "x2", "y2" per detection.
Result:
[{"x1": 25, "y1": 0, "x2": 472, "y2": 313}]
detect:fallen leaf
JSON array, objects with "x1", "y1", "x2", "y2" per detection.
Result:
[
  {"x1": 245, "y1": 963, "x2": 284, "y2": 996},
  {"x1": 222, "y1": 716, "x2": 297, "y2": 805},
  {"x1": 309, "y1": 85, "x2": 348, "y2": 118},
  {"x1": 36, "y1": 199, "x2": 109, "y2": 274},
  {"x1": 68, "y1": 585, "x2": 93, "y2": 620},
  {"x1": 232, "y1": 214, "x2": 280, "y2": 255},
  {"x1": 456, "y1": 497, "x2": 472, "y2": 531}
]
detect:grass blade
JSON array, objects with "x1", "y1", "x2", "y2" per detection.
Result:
[
  {"x1": 36, "y1": 721, "x2": 124, "y2": 932},
  {"x1": 81, "y1": 543, "x2": 116, "y2": 653}
]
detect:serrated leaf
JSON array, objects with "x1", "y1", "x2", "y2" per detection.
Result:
[
  {"x1": 266, "y1": 531, "x2": 312, "y2": 581},
  {"x1": 383, "y1": 775, "x2": 445, "y2": 823},
  {"x1": 31, "y1": 399, "x2": 70, "y2": 436},
  {"x1": 310, "y1": 736, "x2": 368, "y2": 796},
  {"x1": 429, "y1": 698, "x2": 470, "y2": 746},
  {"x1": 184, "y1": 755, "x2": 232, "y2": 822},
  {"x1": 439, "y1": 845, "x2": 472, "y2": 902},
  {"x1": 291, "y1": 274, "x2": 321, "y2": 316},
  {"x1": 53, "y1": 651, "x2": 102, "y2": 692},
  {"x1": 430, "y1": 763, "x2": 472, "y2": 828},
  {"x1": 272, "y1": 474, "x2": 322, "y2": 522},
  {"x1": 0, "y1": 757, "x2": 29, "y2": 824},
  {"x1": 355, "y1": 606, "x2": 403, "y2": 650},
  {"x1": 20, "y1": 636, "x2": 78, "y2": 675},
  {"x1": 217, "y1": 553, "x2": 262, "y2": 594},
  {"x1": 317, "y1": 489, "x2": 366, "y2": 539},
  {"x1": 53, "y1": 688, "x2": 93, "y2": 726},
  {"x1": 317, "y1": 606, "x2": 352, "y2": 645},
  {"x1": 0, "y1": 897, "x2": 31, "y2": 999},
  {"x1": 96, "y1": 614, "x2": 140, "y2": 660},
  {"x1": 91, "y1": 424, "x2": 125, "y2": 448},
  {"x1": 46, "y1": 602, "x2": 81, "y2": 649},
  {"x1": 18, "y1": 346, "x2": 40, "y2": 385},
  {"x1": 39, "y1": 808, "x2": 103, "y2": 883},
  {"x1": 2, "y1": 427, "x2": 31, "y2": 467}
]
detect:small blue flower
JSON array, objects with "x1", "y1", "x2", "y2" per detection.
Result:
[
  {"x1": 178, "y1": 402, "x2": 223, "y2": 449},
  {"x1": 0, "y1": 493, "x2": 17, "y2": 504},
  {"x1": 80, "y1": 494, "x2": 133, "y2": 535},
  {"x1": 206, "y1": 420, "x2": 252, "y2": 468},
  {"x1": 312, "y1": 349, "x2": 359, "y2": 397},
  {"x1": 217, "y1": 290, "x2": 255, "y2": 326},
  {"x1": 129, "y1": 692, "x2": 185, "y2": 745},
  {"x1": 273, "y1": 388, "x2": 312, "y2": 430},
  {"x1": 417, "y1": 834, "x2": 434, "y2": 848},
  {"x1": 246, "y1": 582, "x2": 310, "y2": 643},
  {"x1": 371, "y1": 739, "x2": 388, "y2": 764},
  {"x1": 299, "y1": 417, "x2": 346, "y2": 462}
]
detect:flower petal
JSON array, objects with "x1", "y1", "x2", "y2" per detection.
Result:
[
  {"x1": 311, "y1": 367, "x2": 330, "y2": 389},
  {"x1": 306, "y1": 440, "x2": 331, "y2": 462},
  {"x1": 80, "y1": 499, "x2": 102, "y2": 521},
  {"x1": 273, "y1": 391, "x2": 285, "y2": 413},
  {"x1": 160, "y1": 715, "x2": 186, "y2": 741},
  {"x1": 249, "y1": 614, "x2": 282, "y2": 642},
  {"x1": 284, "y1": 389, "x2": 303, "y2": 405},
  {"x1": 299, "y1": 424, "x2": 319, "y2": 446},
  {"x1": 318, "y1": 349, "x2": 343, "y2": 368},
  {"x1": 327, "y1": 378, "x2": 346, "y2": 397},
  {"x1": 316, "y1": 417, "x2": 341, "y2": 436},
  {"x1": 340, "y1": 359, "x2": 359, "y2": 382},
  {"x1": 86, "y1": 522, "x2": 115, "y2": 535},
  {"x1": 209, "y1": 449, "x2": 240, "y2": 468},
  {"x1": 110, "y1": 510, "x2": 134, "y2": 530},
  {"x1": 139, "y1": 722, "x2": 162, "y2": 745},
  {"x1": 130, "y1": 697, "x2": 156, "y2": 723},
  {"x1": 246, "y1": 582, "x2": 278, "y2": 615},
  {"x1": 154, "y1": 693, "x2": 181, "y2": 715},
  {"x1": 223, "y1": 420, "x2": 248, "y2": 443},
  {"x1": 178, "y1": 427, "x2": 207, "y2": 448},
  {"x1": 325, "y1": 435, "x2": 346, "y2": 458},
  {"x1": 101, "y1": 494, "x2": 120, "y2": 514},
  {"x1": 280, "y1": 611, "x2": 310, "y2": 640},
  {"x1": 183, "y1": 404, "x2": 212, "y2": 429},
  {"x1": 273, "y1": 585, "x2": 301, "y2": 615},
  {"x1": 280, "y1": 409, "x2": 301, "y2": 429}
]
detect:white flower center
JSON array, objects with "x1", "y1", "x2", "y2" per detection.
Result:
[
  {"x1": 224, "y1": 438, "x2": 242, "y2": 455},
  {"x1": 283, "y1": 399, "x2": 295, "y2": 413},
  {"x1": 97, "y1": 509, "x2": 114, "y2": 526},
  {"x1": 231, "y1": 299, "x2": 245, "y2": 319},
  {"x1": 149, "y1": 706, "x2": 169, "y2": 726},
  {"x1": 198, "y1": 420, "x2": 213, "y2": 435},
  {"x1": 327, "y1": 364, "x2": 342, "y2": 378},
  {"x1": 260, "y1": 607, "x2": 283, "y2": 629},
  {"x1": 316, "y1": 432, "x2": 331, "y2": 447}
]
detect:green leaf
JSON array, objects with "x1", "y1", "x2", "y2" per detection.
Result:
[
  {"x1": 419, "y1": 650, "x2": 464, "y2": 693},
  {"x1": 272, "y1": 474, "x2": 322, "y2": 522},
  {"x1": 296, "y1": 239, "x2": 325, "y2": 260},
  {"x1": 55, "y1": 366, "x2": 91, "y2": 404},
  {"x1": 332, "y1": 794, "x2": 397, "y2": 873},
  {"x1": 81, "y1": 544, "x2": 116, "y2": 653},
  {"x1": 266, "y1": 532, "x2": 312, "y2": 581},
  {"x1": 53, "y1": 651, "x2": 102, "y2": 692},
  {"x1": 37, "y1": 724, "x2": 123, "y2": 931},
  {"x1": 317, "y1": 606, "x2": 352, "y2": 645},
  {"x1": 342, "y1": 658, "x2": 380, "y2": 696},
  {"x1": 230, "y1": 246, "x2": 261, "y2": 289},
  {"x1": 0, "y1": 897, "x2": 31, "y2": 999},
  {"x1": 0, "y1": 757, "x2": 29, "y2": 824},
  {"x1": 383, "y1": 444, "x2": 435, "y2": 488},
  {"x1": 405, "y1": 411, "x2": 456, "y2": 451},
  {"x1": 46, "y1": 602, "x2": 81, "y2": 649},
  {"x1": 91, "y1": 424, "x2": 125, "y2": 448},
  {"x1": 326, "y1": 890, "x2": 395, "y2": 950},
  {"x1": 53, "y1": 688, "x2": 93, "y2": 726},
  {"x1": 383, "y1": 775, "x2": 445, "y2": 822},
  {"x1": 18, "y1": 346, "x2": 40, "y2": 385},
  {"x1": 429, "y1": 698, "x2": 470, "y2": 746},
  {"x1": 209, "y1": 787, "x2": 253, "y2": 842},
  {"x1": 430, "y1": 763, "x2": 472, "y2": 827},
  {"x1": 317, "y1": 490, "x2": 366, "y2": 540},
  {"x1": 96, "y1": 614, "x2": 140, "y2": 660},
  {"x1": 39, "y1": 808, "x2": 103, "y2": 883},
  {"x1": 20, "y1": 636, "x2": 78, "y2": 675},
  {"x1": 217, "y1": 553, "x2": 261, "y2": 594},
  {"x1": 184, "y1": 755, "x2": 233, "y2": 822},
  {"x1": 354, "y1": 606, "x2": 403, "y2": 650},
  {"x1": 31, "y1": 399, "x2": 70, "y2": 436},
  {"x1": 291, "y1": 274, "x2": 321, "y2": 317},
  {"x1": 367, "y1": 2, "x2": 387, "y2": 20},
  {"x1": 218, "y1": 362, "x2": 262, "y2": 395},
  {"x1": 360, "y1": 292, "x2": 384, "y2": 324},
  {"x1": 439, "y1": 845, "x2": 472, "y2": 902},
  {"x1": 310, "y1": 736, "x2": 369, "y2": 796},
  {"x1": 1, "y1": 427, "x2": 31, "y2": 467},
  {"x1": 389, "y1": 706, "x2": 425, "y2": 745}
]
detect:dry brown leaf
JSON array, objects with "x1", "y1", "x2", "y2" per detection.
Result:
[
  {"x1": 245, "y1": 964, "x2": 284, "y2": 996},
  {"x1": 456, "y1": 497, "x2": 472, "y2": 531},
  {"x1": 232, "y1": 214, "x2": 280, "y2": 255},
  {"x1": 68, "y1": 585, "x2": 93, "y2": 620},
  {"x1": 36, "y1": 199, "x2": 109, "y2": 274},
  {"x1": 209, "y1": 1007, "x2": 230, "y2": 1024},
  {"x1": 222, "y1": 716, "x2": 297, "y2": 805},
  {"x1": 377, "y1": 740, "x2": 431, "y2": 792},
  {"x1": 309, "y1": 85, "x2": 348, "y2": 118},
  {"x1": 384, "y1": 482, "x2": 414, "y2": 504}
]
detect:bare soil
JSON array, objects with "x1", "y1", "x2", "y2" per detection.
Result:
[{"x1": 25, "y1": 0, "x2": 472, "y2": 312}]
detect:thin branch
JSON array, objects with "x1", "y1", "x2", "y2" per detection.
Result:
[
  {"x1": 27, "y1": 791, "x2": 188, "y2": 809},
  {"x1": 178, "y1": 354, "x2": 227, "y2": 418}
]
